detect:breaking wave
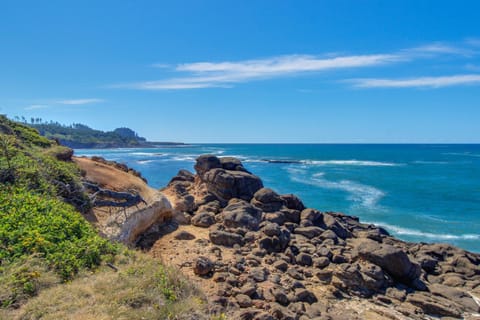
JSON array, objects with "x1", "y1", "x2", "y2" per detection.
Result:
[
  {"x1": 288, "y1": 168, "x2": 385, "y2": 207},
  {"x1": 365, "y1": 221, "x2": 480, "y2": 241}
]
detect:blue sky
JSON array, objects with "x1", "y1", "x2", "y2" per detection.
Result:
[{"x1": 1, "y1": 0, "x2": 480, "y2": 143}]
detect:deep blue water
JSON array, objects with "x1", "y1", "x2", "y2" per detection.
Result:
[{"x1": 75, "y1": 144, "x2": 480, "y2": 253}]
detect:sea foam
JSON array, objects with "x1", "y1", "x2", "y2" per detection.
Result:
[{"x1": 366, "y1": 221, "x2": 480, "y2": 241}]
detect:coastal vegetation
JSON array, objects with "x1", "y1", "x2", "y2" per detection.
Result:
[
  {"x1": 10, "y1": 116, "x2": 183, "y2": 148},
  {"x1": 0, "y1": 115, "x2": 206, "y2": 319}
]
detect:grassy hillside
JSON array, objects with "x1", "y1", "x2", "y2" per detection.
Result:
[{"x1": 0, "y1": 116, "x2": 207, "y2": 319}]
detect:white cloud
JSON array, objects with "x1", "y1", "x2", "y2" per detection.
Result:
[
  {"x1": 57, "y1": 98, "x2": 104, "y2": 105},
  {"x1": 25, "y1": 104, "x2": 50, "y2": 110},
  {"x1": 404, "y1": 43, "x2": 474, "y2": 56},
  {"x1": 115, "y1": 40, "x2": 480, "y2": 90},
  {"x1": 350, "y1": 74, "x2": 480, "y2": 88},
  {"x1": 127, "y1": 54, "x2": 401, "y2": 90}
]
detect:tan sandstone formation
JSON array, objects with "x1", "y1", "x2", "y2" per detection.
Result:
[{"x1": 74, "y1": 156, "x2": 173, "y2": 244}]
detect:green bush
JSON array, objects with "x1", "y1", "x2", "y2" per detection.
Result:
[{"x1": 0, "y1": 187, "x2": 117, "y2": 280}]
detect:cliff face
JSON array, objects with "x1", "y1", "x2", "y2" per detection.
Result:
[
  {"x1": 154, "y1": 155, "x2": 480, "y2": 320},
  {"x1": 74, "y1": 156, "x2": 173, "y2": 244}
]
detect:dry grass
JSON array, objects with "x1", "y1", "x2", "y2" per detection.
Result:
[{"x1": 3, "y1": 251, "x2": 209, "y2": 320}]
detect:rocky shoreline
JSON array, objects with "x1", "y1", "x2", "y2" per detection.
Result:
[{"x1": 155, "y1": 155, "x2": 480, "y2": 319}]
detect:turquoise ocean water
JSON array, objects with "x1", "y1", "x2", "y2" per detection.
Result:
[{"x1": 76, "y1": 144, "x2": 480, "y2": 253}]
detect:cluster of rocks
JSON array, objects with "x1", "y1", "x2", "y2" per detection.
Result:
[{"x1": 160, "y1": 155, "x2": 480, "y2": 319}]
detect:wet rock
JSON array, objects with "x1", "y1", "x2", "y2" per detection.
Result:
[
  {"x1": 209, "y1": 230, "x2": 245, "y2": 247},
  {"x1": 193, "y1": 256, "x2": 214, "y2": 276},
  {"x1": 191, "y1": 211, "x2": 216, "y2": 228}
]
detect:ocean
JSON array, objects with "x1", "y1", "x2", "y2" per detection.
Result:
[{"x1": 75, "y1": 144, "x2": 480, "y2": 253}]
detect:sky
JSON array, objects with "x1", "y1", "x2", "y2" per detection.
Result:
[{"x1": 1, "y1": 0, "x2": 480, "y2": 143}]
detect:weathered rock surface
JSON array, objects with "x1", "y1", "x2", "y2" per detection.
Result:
[{"x1": 154, "y1": 155, "x2": 480, "y2": 319}]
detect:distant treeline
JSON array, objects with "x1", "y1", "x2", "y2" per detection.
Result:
[{"x1": 10, "y1": 116, "x2": 160, "y2": 148}]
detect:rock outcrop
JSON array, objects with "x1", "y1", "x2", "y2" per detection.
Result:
[
  {"x1": 74, "y1": 156, "x2": 173, "y2": 244},
  {"x1": 154, "y1": 155, "x2": 480, "y2": 319}
]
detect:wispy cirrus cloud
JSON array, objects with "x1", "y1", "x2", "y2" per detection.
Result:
[
  {"x1": 114, "y1": 40, "x2": 479, "y2": 90},
  {"x1": 349, "y1": 74, "x2": 480, "y2": 88},
  {"x1": 25, "y1": 104, "x2": 50, "y2": 110},
  {"x1": 120, "y1": 54, "x2": 403, "y2": 90},
  {"x1": 56, "y1": 98, "x2": 104, "y2": 105}
]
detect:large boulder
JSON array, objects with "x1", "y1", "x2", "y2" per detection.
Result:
[
  {"x1": 222, "y1": 200, "x2": 263, "y2": 230},
  {"x1": 251, "y1": 188, "x2": 285, "y2": 212},
  {"x1": 194, "y1": 154, "x2": 221, "y2": 176},
  {"x1": 209, "y1": 230, "x2": 245, "y2": 247},
  {"x1": 203, "y1": 168, "x2": 263, "y2": 201},
  {"x1": 220, "y1": 157, "x2": 249, "y2": 172},
  {"x1": 353, "y1": 238, "x2": 421, "y2": 285}
]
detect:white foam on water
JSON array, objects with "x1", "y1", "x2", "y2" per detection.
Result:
[
  {"x1": 288, "y1": 169, "x2": 385, "y2": 208},
  {"x1": 365, "y1": 221, "x2": 480, "y2": 240},
  {"x1": 137, "y1": 160, "x2": 154, "y2": 165},
  {"x1": 302, "y1": 160, "x2": 401, "y2": 166},
  {"x1": 412, "y1": 160, "x2": 449, "y2": 164},
  {"x1": 443, "y1": 152, "x2": 480, "y2": 158}
]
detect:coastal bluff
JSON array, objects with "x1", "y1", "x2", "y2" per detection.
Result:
[
  {"x1": 154, "y1": 155, "x2": 480, "y2": 319},
  {"x1": 76, "y1": 154, "x2": 480, "y2": 319}
]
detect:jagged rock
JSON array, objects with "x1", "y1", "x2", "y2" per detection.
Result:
[
  {"x1": 353, "y1": 238, "x2": 421, "y2": 285},
  {"x1": 203, "y1": 168, "x2": 263, "y2": 201},
  {"x1": 251, "y1": 188, "x2": 285, "y2": 212},
  {"x1": 191, "y1": 211, "x2": 216, "y2": 228},
  {"x1": 281, "y1": 194, "x2": 305, "y2": 211},
  {"x1": 209, "y1": 230, "x2": 245, "y2": 247},
  {"x1": 222, "y1": 200, "x2": 263, "y2": 230},
  {"x1": 193, "y1": 256, "x2": 214, "y2": 276},
  {"x1": 322, "y1": 214, "x2": 351, "y2": 239}
]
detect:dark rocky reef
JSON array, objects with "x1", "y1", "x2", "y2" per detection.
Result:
[{"x1": 162, "y1": 155, "x2": 480, "y2": 319}]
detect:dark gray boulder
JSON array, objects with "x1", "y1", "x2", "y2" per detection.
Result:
[
  {"x1": 353, "y1": 238, "x2": 421, "y2": 285},
  {"x1": 209, "y1": 230, "x2": 245, "y2": 247},
  {"x1": 203, "y1": 168, "x2": 263, "y2": 201},
  {"x1": 251, "y1": 188, "x2": 285, "y2": 212},
  {"x1": 222, "y1": 200, "x2": 263, "y2": 230}
]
